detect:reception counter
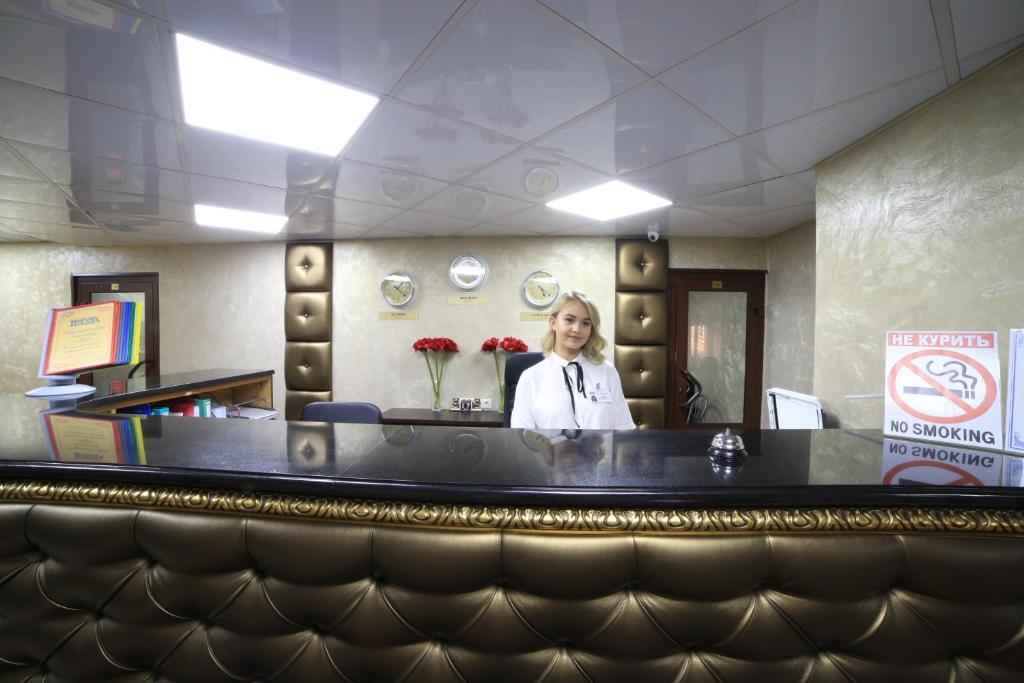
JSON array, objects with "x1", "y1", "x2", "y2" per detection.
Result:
[
  {"x1": 76, "y1": 368, "x2": 274, "y2": 414},
  {"x1": 1, "y1": 394, "x2": 1023, "y2": 682}
]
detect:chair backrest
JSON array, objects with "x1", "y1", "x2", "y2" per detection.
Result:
[
  {"x1": 300, "y1": 401, "x2": 382, "y2": 424},
  {"x1": 503, "y1": 352, "x2": 544, "y2": 427}
]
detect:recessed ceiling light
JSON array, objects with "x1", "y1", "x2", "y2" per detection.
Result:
[
  {"x1": 194, "y1": 204, "x2": 287, "y2": 233},
  {"x1": 546, "y1": 180, "x2": 672, "y2": 221},
  {"x1": 175, "y1": 33, "x2": 378, "y2": 156}
]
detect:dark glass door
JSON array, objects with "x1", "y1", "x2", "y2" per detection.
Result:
[{"x1": 667, "y1": 270, "x2": 765, "y2": 429}]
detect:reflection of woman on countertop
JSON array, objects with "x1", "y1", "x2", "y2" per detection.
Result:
[{"x1": 511, "y1": 290, "x2": 636, "y2": 430}]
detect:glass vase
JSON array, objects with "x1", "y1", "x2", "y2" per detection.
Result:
[{"x1": 431, "y1": 386, "x2": 443, "y2": 412}]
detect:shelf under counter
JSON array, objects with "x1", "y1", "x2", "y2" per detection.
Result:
[
  {"x1": 382, "y1": 408, "x2": 503, "y2": 428},
  {"x1": 76, "y1": 368, "x2": 273, "y2": 414}
]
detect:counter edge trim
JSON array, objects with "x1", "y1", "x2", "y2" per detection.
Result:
[{"x1": 1, "y1": 480, "x2": 1023, "y2": 535}]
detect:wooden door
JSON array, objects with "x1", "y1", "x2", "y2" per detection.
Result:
[
  {"x1": 72, "y1": 273, "x2": 159, "y2": 385},
  {"x1": 667, "y1": 270, "x2": 765, "y2": 429}
]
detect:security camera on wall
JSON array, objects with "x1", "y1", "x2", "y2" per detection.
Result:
[{"x1": 647, "y1": 222, "x2": 660, "y2": 243}]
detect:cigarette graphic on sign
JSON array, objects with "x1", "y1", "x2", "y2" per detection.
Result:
[{"x1": 903, "y1": 360, "x2": 978, "y2": 400}]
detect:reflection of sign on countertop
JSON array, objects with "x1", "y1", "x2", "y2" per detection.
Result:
[
  {"x1": 882, "y1": 438, "x2": 1000, "y2": 486},
  {"x1": 884, "y1": 331, "x2": 1002, "y2": 449},
  {"x1": 42, "y1": 412, "x2": 146, "y2": 464},
  {"x1": 379, "y1": 310, "x2": 419, "y2": 320}
]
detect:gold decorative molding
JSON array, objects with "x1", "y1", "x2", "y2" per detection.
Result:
[{"x1": 1, "y1": 480, "x2": 1023, "y2": 535}]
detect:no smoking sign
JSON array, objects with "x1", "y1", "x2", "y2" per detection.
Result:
[{"x1": 884, "y1": 332, "x2": 1002, "y2": 449}]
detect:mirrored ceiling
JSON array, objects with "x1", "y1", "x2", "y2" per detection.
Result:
[{"x1": 0, "y1": 0, "x2": 1022, "y2": 245}]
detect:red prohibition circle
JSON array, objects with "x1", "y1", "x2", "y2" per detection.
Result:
[
  {"x1": 883, "y1": 460, "x2": 983, "y2": 486},
  {"x1": 887, "y1": 349, "x2": 997, "y2": 424}
]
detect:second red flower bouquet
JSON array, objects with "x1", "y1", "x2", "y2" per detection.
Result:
[
  {"x1": 481, "y1": 336, "x2": 528, "y2": 412},
  {"x1": 413, "y1": 337, "x2": 459, "y2": 410}
]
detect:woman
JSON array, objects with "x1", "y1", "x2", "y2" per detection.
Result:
[{"x1": 511, "y1": 290, "x2": 636, "y2": 430}]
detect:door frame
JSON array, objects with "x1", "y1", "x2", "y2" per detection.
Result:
[
  {"x1": 71, "y1": 272, "x2": 160, "y2": 381},
  {"x1": 666, "y1": 269, "x2": 765, "y2": 429}
]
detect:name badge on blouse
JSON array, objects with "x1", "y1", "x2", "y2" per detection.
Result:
[{"x1": 590, "y1": 382, "x2": 612, "y2": 404}]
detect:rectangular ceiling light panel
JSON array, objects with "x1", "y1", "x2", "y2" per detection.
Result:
[
  {"x1": 194, "y1": 204, "x2": 287, "y2": 233},
  {"x1": 176, "y1": 34, "x2": 378, "y2": 156},
  {"x1": 546, "y1": 181, "x2": 672, "y2": 221}
]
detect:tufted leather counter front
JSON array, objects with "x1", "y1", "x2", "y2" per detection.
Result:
[
  {"x1": 3, "y1": 499, "x2": 1024, "y2": 683},
  {"x1": 2, "y1": 396, "x2": 1024, "y2": 682}
]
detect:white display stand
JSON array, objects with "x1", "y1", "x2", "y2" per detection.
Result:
[
  {"x1": 25, "y1": 375, "x2": 97, "y2": 399},
  {"x1": 766, "y1": 388, "x2": 823, "y2": 429}
]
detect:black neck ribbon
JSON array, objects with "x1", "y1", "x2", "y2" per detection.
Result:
[{"x1": 561, "y1": 361, "x2": 588, "y2": 428}]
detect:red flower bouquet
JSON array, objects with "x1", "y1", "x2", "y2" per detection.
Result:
[
  {"x1": 413, "y1": 337, "x2": 460, "y2": 410},
  {"x1": 481, "y1": 336, "x2": 528, "y2": 411}
]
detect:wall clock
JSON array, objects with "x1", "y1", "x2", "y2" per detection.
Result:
[
  {"x1": 449, "y1": 254, "x2": 488, "y2": 290},
  {"x1": 522, "y1": 269, "x2": 560, "y2": 308},
  {"x1": 380, "y1": 270, "x2": 416, "y2": 308}
]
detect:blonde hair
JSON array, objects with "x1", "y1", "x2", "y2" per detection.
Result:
[{"x1": 541, "y1": 290, "x2": 607, "y2": 364}]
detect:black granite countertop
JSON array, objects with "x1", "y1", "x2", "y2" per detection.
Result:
[{"x1": 1, "y1": 394, "x2": 1021, "y2": 508}]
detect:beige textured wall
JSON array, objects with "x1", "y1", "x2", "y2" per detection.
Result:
[
  {"x1": 0, "y1": 242, "x2": 286, "y2": 407},
  {"x1": 814, "y1": 49, "x2": 1024, "y2": 428},
  {"x1": 332, "y1": 237, "x2": 615, "y2": 410},
  {"x1": 2, "y1": 234, "x2": 780, "y2": 415},
  {"x1": 763, "y1": 220, "x2": 816, "y2": 425},
  {"x1": 668, "y1": 237, "x2": 766, "y2": 270}
]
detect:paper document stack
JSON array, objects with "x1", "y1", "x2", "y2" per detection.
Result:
[{"x1": 229, "y1": 406, "x2": 278, "y2": 420}]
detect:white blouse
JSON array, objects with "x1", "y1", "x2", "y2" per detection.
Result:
[{"x1": 510, "y1": 352, "x2": 636, "y2": 430}]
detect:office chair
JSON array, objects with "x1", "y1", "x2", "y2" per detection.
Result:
[
  {"x1": 682, "y1": 370, "x2": 709, "y2": 424},
  {"x1": 300, "y1": 401, "x2": 383, "y2": 424},
  {"x1": 503, "y1": 352, "x2": 544, "y2": 427}
]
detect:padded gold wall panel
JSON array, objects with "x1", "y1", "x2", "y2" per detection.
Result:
[
  {"x1": 285, "y1": 243, "x2": 332, "y2": 291},
  {"x1": 285, "y1": 342, "x2": 332, "y2": 391},
  {"x1": 615, "y1": 345, "x2": 666, "y2": 397},
  {"x1": 616, "y1": 240, "x2": 668, "y2": 291},
  {"x1": 625, "y1": 398, "x2": 665, "y2": 429},
  {"x1": 285, "y1": 291, "x2": 332, "y2": 341},
  {"x1": 285, "y1": 390, "x2": 332, "y2": 421},
  {"x1": 285, "y1": 244, "x2": 332, "y2": 419},
  {"x1": 615, "y1": 292, "x2": 667, "y2": 344},
  {"x1": 616, "y1": 239, "x2": 668, "y2": 429}
]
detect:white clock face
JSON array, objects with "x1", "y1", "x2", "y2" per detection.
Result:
[
  {"x1": 524, "y1": 167, "x2": 560, "y2": 197},
  {"x1": 449, "y1": 254, "x2": 488, "y2": 290},
  {"x1": 380, "y1": 270, "x2": 416, "y2": 308},
  {"x1": 522, "y1": 269, "x2": 559, "y2": 308}
]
